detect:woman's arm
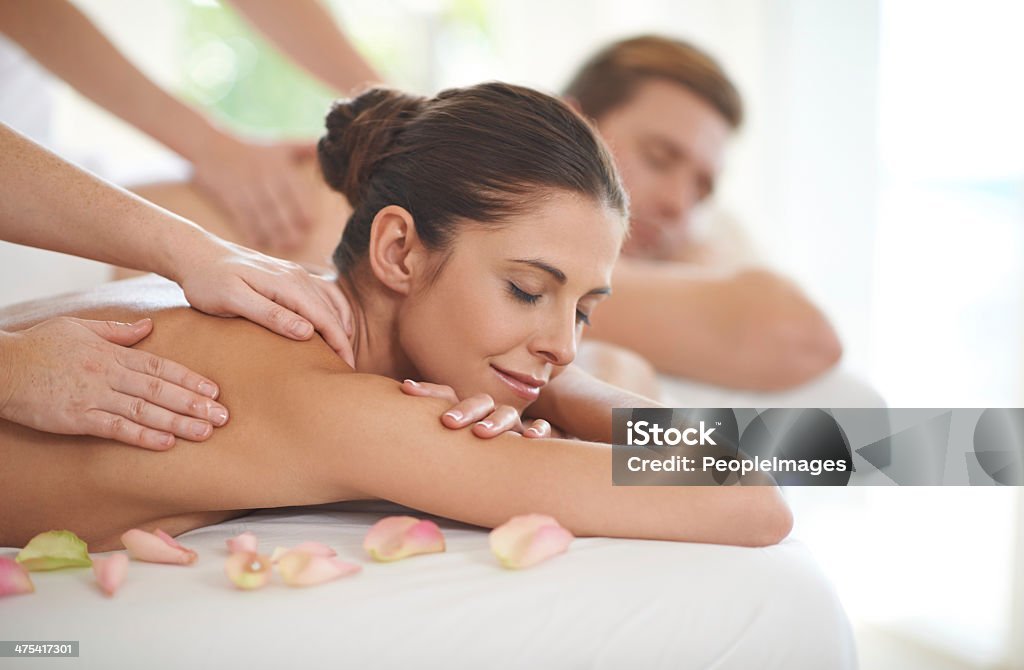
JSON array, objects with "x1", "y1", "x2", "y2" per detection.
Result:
[
  {"x1": 528, "y1": 364, "x2": 660, "y2": 443},
  {"x1": 286, "y1": 371, "x2": 793, "y2": 548}
]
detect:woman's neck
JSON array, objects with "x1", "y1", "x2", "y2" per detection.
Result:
[{"x1": 337, "y1": 274, "x2": 419, "y2": 380}]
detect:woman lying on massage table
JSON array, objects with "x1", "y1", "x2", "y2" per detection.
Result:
[{"x1": 0, "y1": 83, "x2": 792, "y2": 553}]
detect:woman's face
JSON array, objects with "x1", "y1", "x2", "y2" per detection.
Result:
[{"x1": 398, "y1": 191, "x2": 624, "y2": 411}]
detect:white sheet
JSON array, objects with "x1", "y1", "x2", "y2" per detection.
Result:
[{"x1": 1, "y1": 501, "x2": 856, "y2": 669}]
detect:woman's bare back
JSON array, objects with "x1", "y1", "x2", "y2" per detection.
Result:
[{"x1": 0, "y1": 276, "x2": 364, "y2": 551}]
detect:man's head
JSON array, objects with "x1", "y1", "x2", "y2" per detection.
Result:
[{"x1": 565, "y1": 35, "x2": 743, "y2": 259}]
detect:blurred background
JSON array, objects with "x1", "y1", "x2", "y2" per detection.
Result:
[{"x1": 1, "y1": 1, "x2": 1022, "y2": 667}]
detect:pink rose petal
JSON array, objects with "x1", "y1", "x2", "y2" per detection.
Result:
[
  {"x1": 225, "y1": 552, "x2": 272, "y2": 590},
  {"x1": 121, "y1": 529, "x2": 197, "y2": 565},
  {"x1": 92, "y1": 553, "x2": 128, "y2": 597},
  {"x1": 363, "y1": 516, "x2": 445, "y2": 562},
  {"x1": 277, "y1": 552, "x2": 361, "y2": 587},
  {"x1": 226, "y1": 531, "x2": 258, "y2": 554},
  {"x1": 0, "y1": 556, "x2": 35, "y2": 597},
  {"x1": 489, "y1": 514, "x2": 574, "y2": 569},
  {"x1": 270, "y1": 542, "x2": 336, "y2": 564}
]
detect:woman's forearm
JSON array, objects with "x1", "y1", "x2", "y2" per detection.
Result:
[
  {"x1": 0, "y1": 123, "x2": 219, "y2": 278},
  {"x1": 0, "y1": 0, "x2": 224, "y2": 162},
  {"x1": 530, "y1": 365, "x2": 664, "y2": 443}
]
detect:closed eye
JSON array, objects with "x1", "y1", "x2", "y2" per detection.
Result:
[
  {"x1": 507, "y1": 282, "x2": 540, "y2": 304},
  {"x1": 508, "y1": 282, "x2": 592, "y2": 326}
]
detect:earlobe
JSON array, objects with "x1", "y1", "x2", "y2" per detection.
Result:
[{"x1": 367, "y1": 205, "x2": 422, "y2": 295}]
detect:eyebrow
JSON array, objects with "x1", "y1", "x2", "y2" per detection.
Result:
[{"x1": 511, "y1": 258, "x2": 611, "y2": 296}]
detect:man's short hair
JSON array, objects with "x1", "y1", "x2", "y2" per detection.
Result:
[{"x1": 564, "y1": 35, "x2": 743, "y2": 129}]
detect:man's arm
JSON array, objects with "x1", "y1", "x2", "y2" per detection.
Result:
[
  {"x1": 226, "y1": 0, "x2": 381, "y2": 95},
  {"x1": 586, "y1": 259, "x2": 843, "y2": 390}
]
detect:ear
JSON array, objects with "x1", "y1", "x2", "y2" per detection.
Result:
[{"x1": 366, "y1": 205, "x2": 426, "y2": 295}]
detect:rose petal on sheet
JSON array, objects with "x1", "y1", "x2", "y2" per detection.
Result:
[
  {"x1": 225, "y1": 552, "x2": 272, "y2": 590},
  {"x1": 0, "y1": 556, "x2": 35, "y2": 596},
  {"x1": 226, "y1": 531, "x2": 259, "y2": 554},
  {"x1": 270, "y1": 542, "x2": 337, "y2": 564},
  {"x1": 121, "y1": 529, "x2": 197, "y2": 565},
  {"x1": 277, "y1": 552, "x2": 361, "y2": 587},
  {"x1": 92, "y1": 553, "x2": 129, "y2": 597},
  {"x1": 489, "y1": 514, "x2": 574, "y2": 569},
  {"x1": 363, "y1": 516, "x2": 445, "y2": 562},
  {"x1": 15, "y1": 530, "x2": 93, "y2": 571}
]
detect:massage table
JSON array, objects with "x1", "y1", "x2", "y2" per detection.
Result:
[{"x1": 2, "y1": 499, "x2": 856, "y2": 669}]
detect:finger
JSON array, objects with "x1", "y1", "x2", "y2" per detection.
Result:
[
  {"x1": 224, "y1": 283, "x2": 315, "y2": 341},
  {"x1": 113, "y1": 346, "x2": 220, "y2": 399},
  {"x1": 105, "y1": 391, "x2": 214, "y2": 442},
  {"x1": 114, "y1": 368, "x2": 229, "y2": 426},
  {"x1": 239, "y1": 188, "x2": 275, "y2": 249},
  {"x1": 314, "y1": 276, "x2": 354, "y2": 336},
  {"x1": 400, "y1": 380, "x2": 460, "y2": 404},
  {"x1": 444, "y1": 393, "x2": 496, "y2": 429},
  {"x1": 278, "y1": 277, "x2": 352, "y2": 359},
  {"x1": 257, "y1": 181, "x2": 304, "y2": 251},
  {"x1": 225, "y1": 192, "x2": 268, "y2": 249},
  {"x1": 82, "y1": 408, "x2": 176, "y2": 451},
  {"x1": 472, "y1": 405, "x2": 522, "y2": 438},
  {"x1": 73, "y1": 317, "x2": 153, "y2": 346},
  {"x1": 523, "y1": 419, "x2": 552, "y2": 439}
]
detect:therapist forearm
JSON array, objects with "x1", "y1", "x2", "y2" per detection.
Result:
[
  {"x1": 0, "y1": 0, "x2": 223, "y2": 162},
  {"x1": 227, "y1": 0, "x2": 381, "y2": 94},
  {"x1": 0, "y1": 123, "x2": 214, "y2": 278}
]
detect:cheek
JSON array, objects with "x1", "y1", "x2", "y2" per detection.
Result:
[{"x1": 398, "y1": 280, "x2": 525, "y2": 391}]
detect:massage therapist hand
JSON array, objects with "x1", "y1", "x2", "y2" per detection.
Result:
[
  {"x1": 175, "y1": 237, "x2": 355, "y2": 367},
  {"x1": 399, "y1": 379, "x2": 560, "y2": 439},
  {"x1": 0, "y1": 317, "x2": 228, "y2": 450},
  {"x1": 0, "y1": 124, "x2": 355, "y2": 448},
  {"x1": 191, "y1": 137, "x2": 317, "y2": 253}
]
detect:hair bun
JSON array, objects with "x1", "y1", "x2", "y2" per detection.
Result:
[{"x1": 318, "y1": 88, "x2": 425, "y2": 207}]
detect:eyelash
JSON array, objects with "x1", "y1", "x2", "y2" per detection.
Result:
[{"x1": 507, "y1": 282, "x2": 591, "y2": 326}]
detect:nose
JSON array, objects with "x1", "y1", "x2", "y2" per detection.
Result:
[
  {"x1": 655, "y1": 172, "x2": 700, "y2": 231},
  {"x1": 529, "y1": 310, "x2": 578, "y2": 367}
]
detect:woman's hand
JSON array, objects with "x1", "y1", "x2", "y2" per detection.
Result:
[
  {"x1": 191, "y1": 135, "x2": 317, "y2": 254},
  {"x1": 173, "y1": 237, "x2": 355, "y2": 367},
  {"x1": 0, "y1": 317, "x2": 228, "y2": 450},
  {"x1": 399, "y1": 379, "x2": 557, "y2": 439}
]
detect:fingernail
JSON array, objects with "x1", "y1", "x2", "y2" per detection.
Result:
[
  {"x1": 192, "y1": 422, "x2": 211, "y2": 439},
  {"x1": 210, "y1": 407, "x2": 228, "y2": 426},
  {"x1": 444, "y1": 410, "x2": 462, "y2": 422},
  {"x1": 477, "y1": 420, "x2": 494, "y2": 430},
  {"x1": 198, "y1": 381, "x2": 218, "y2": 398},
  {"x1": 403, "y1": 379, "x2": 419, "y2": 387},
  {"x1": 160, "y1": 433, "x2": 174, "y2": 447},
  {"x1": 291, "y1": 321, "x2": 313, "y2": 338},
  {"x1": 525, "y1": 427, "x2": 540, "y2": 436}
]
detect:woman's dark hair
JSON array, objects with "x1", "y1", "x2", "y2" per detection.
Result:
[{"x1": 318, "y1": 82, "x2": 628, "y2": 277}]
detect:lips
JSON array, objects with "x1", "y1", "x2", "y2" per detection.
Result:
[{"x1": 491, "y1": 365, "x2": 546, "y2": 402}]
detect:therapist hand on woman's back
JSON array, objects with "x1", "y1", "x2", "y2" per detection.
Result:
[
  {"x1": 0, "y1": 317, "x2": 226, "y2": 451},
  {"x1": 0, "y1": 248, "x2": 355, "y2": 451}
]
